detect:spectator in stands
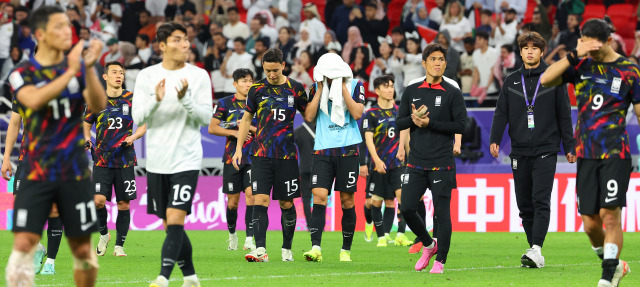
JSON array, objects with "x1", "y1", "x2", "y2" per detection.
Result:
[
  {"x1": 270, "y1": 0, "x2": 302, "y2": 31},
  {"x1": 277, "y1": 27, "x2": 295, "y2": 75},
  {"x1": 350, "y1": 45, "x2": 373, "y2": 96},
  {"x1": 223, "y1": 7, "x2": 250, "y2": 41},
  {"x1": 437, "y1": 30, "x2": 460, "y2": 82},
  {"x1": 544, "y1": 44, "x2": 567, "y2": 65},
  {"x1": 79, "y1": 27, "x2": 90, "y2": 41},
  {"x1": 465, "y1": 0, "x2": 494, "y2": 12},
  {"x1": 399, "y1": 32, "x2": 422, "y2": 87},
  {"x1": 369, "y1": 37, "x2": 404, "y2": 100},
  {"x1": 147, "y1": 38, "x2": 163, "y2": 67},
  {"x1": 246, "y1": 16, "x2": 264, "y2": 54},
  {"x1": 136, "y1": 34, "x2": 152, "y2": 64},
  {"x1": 555, "y1": 0, "x2": 584, "y2": 31},
  {"x1": 186, "y1": 23, "x2": 204, "y2": 56},
  {"x1": 611, "y1": 34, "x2": 627, "y2": 57},
  {"x1": 138, "y1": 10, "x2": 156, "y2": 41},
  {"x1": 14, "y1": 5, "x2": 29, "y2": 24},
  {"x1": 0, "y1": 3, "x2": 16, "y2": 70},
  {"x1": 120, "y1": 41, "x2": 144, "y2": 90},
  {"x1": 403, "y1": 1, "x2": 433, "y2": 32},
  {"x1": 331, "y1": 0, "x2": 363, "y2": 44},
  {"x1": 292, "y1": 27, "x2": 317, "y2": 61},
  {"x1": 390, "y1": 26, "x2": 406, "y2": 51},
  {"x1": 209, "y1": 0, "x2": 232, "y2": 26},
  {"x1": 100, "y1": 38, "x2": 124, "y2": 67},
  {"x1": 244, "y1": 0, "x2": 273, "y2": 26},
  {"x1": 631, "y1": 31, "x2": 640, "y2": 59},
  {"x1": 0, "y1": 46, "x2": 27, "y2": 84},
  {"x1": 313, "y1": 30, "x2": 340, "y2": 64},
  {"x1": 66, "y1": 5, "x2": 84, "y2": 44},
  {"x1": 252, "y1": 37, "x2": 269, "y2": 80},
  {"x1": 459, "y1": 36, "x2": 475, "y2": 102},
  {"x1": 204, "y1": 32, "x2": 229, "y2": 99},
  {"x1": 475, "y1": 9, "x2": 493, "y2": 35},
  {"x1": 490, "y1": 8, "x2": 518, "y2": 49},
  {"x1": 342, "y1": 26, "x2": 364, "y2": 63},
  {"x1": 17, "y1": 20, "x2": 35, "y2": 58},
  {"x1": 353, "y1": 1, "x2": 389, "y2": 58},
  {"x1": 493, "y1": 44, "x2": 517, "y2": 88},
  {"x1": 471, "y1": 31, "x2": 499, "y2": 106},
  {"x1": 165, "y1": 0, "x2": 196, "y2": 21},
  {"x1": 557, "y1": 13, "x2": 581, "y2": 52},
  {"x1": 402, "y1": 0, "x2": 424, "y2": 22},
  {"x1": 188, "y1": 47, "x2": 204, "y2": 69},
  {"x1": 258, "y1": 14, "x2": 278, "y2": 48},
  {"x1": 290, "y1": 50, "x2": 315, "y2": 89},
  {"x1": 91, "y1": 0, "x2": 123, "y2": 30},
  {"x1": 119, "y1": 0, "x2": 145, "y2": 44},
  {"x1": 496, "y1": 0, "x2": 527, "y2": 19},
  {"x1": 531, "y1": 2, "x2": 551, "y2": 42},
  {"x1": 439, "y1": 1, "x2": 472, "y2": 53},
  {"x1": 221, "y1": 37, "x2": 255, "y2": 97},
  {"x1": 428, "y1": 0, "x2": 446, "y2": 26},
  {"x1": 301, "y1": 3, "x2": 327, "y2": 47}
]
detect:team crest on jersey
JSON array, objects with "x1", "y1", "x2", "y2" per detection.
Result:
[
  {"x1": 512, "y1": 159, "x2": 517, "y2": 170},
  {"x1": 228, "y1": 182, "x2": 234, "y2": 192},
  {"x1": 369, "y1": 182, "x2": 375, "y2": 191},
  {"x1": 123, "y1": 104, "x2": 130, "y2": 115},
  {"x1": 288, "y1": 95, "x2": 294, "y2": 107},
  {"x1": 611, "y1": 77, "x2": 622, "y2": 94},
  {"x1": 359, "y1": 85, "x2": 365, "y2": 101},
  {"x1": 435, "y1": 96, "x2": 441, "y2": 106},
  {"x1": 363, "y1": 119, "x2": 368, "y2": 129},
  {"x1": 68, "y1": 77, "x2": 80, "y2": 94},
  {"x1": 312, "y1": 175, "x2": 318, "y2": 184}
]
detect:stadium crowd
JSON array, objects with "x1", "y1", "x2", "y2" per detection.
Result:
[{"x1": 0, "y1": 0, "x2": 639, "y2": 112}]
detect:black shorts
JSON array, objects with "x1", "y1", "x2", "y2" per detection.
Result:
[
  {"x1": 147, "y1": 170, "x2": 199, "y2": 219},
  {"x1": 311, "y1": 155, "x2": 360, "y2": 194},
  {"x1": 12, "y1": 162, "x2": 26, "y2": 195},
  {"x1": 92, "y1": 166, "x2": 137, "y2": 202},
  {"x1": 576, "y1": 158, "x2": 631, "y2": 215},
  {"x1": 369, "y1": 167, "x2": 404, "y2": 200},
  {"x1": 250, "y1": 156, "x2": 300, "y2": 200},
  {"x1": 12, "y1": 179, "x2": 97, "y2": 237},
  {"x1": 223, "y1": 163, "x2": 251, "y2": 194},
  {"x1": 400, "y1": 167, "x2": 457, "y2": 211}
]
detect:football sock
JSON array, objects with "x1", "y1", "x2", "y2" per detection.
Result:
[
  {"x1": 281, "y1": 206, "x2": 296, "y2": 249},
  {"x1": 341, "y1": 207, "x2": 356, "y2": 251},
  {"x1": 47, "y1": 216, "x2": 63, "y2": 260},
  {"x1": 226, "y1": 207, "x2": 237, "y2": 234},
  {"x1": 115, "y1": 209, "x2": 130, "y2": 247},
  {"x1": 383, "y1": 207, "x2": 395, "y2": 234},
  {"x1": 253, "y1": 205, "x2": 269, "y2": 248},
  {"x1": 97, "y1": 207, "x2": 108, "y2": 236},
  {"x1": 310, "y1": 204, "x2": 326, "y2": 247},
  {"x1": 160, "y1": 225, "x2": 184, "y2": 279},
  {"x1": 177, "y1": 230, "x2": 195, "y2": 277},
  {"x1": 371, "y1": 205, "x2": 385, "y2": 238},
  {"x1": 245, "y1": 205, "x2": 254, "y2": 237}
]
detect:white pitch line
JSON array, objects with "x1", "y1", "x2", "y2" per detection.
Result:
[{"x1": 37, "y1": 261, "x2": 638, "y2": 286}]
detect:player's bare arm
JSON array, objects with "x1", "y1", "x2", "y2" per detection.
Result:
[
  {"x1": 365, "y1": 131, "x2": 386, "y2": 174},
  {"x1": 1, "y1": 112, "x2": 21, "y2": 180},
  {"x1": 303, "y1": 81, "x2": 322, "y2": 122},
  {"x1": 342, "y1": 79, "x2": 364, "y2": 120},
  {"x1": 232, "y1": 111, "x2": 254, "y2": 170},
  {"x1": 541, "y1": 39, "x2": 602, "y2": 87},
  {"x1": 124, "y1": 124, "x2": 147, "y2": 146},
  {"x1": 83, "y1": 39, "x2": 107, "y2": 113}
]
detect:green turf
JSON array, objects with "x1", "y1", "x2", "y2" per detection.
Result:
[{"x1": 0, "y1": 230, "x2": 637, "y2": 286}]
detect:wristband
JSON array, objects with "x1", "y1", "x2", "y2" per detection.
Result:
[{"x1": 566, "y1": 50, "x2": 580, "y2": 66}]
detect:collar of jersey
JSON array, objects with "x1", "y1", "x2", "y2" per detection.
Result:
[{"x1": 418, "y1": 81, "x2": 445, "y2": 91}]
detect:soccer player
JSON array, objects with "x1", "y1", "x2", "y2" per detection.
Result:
[
  {"x1": 232, "y1": 48, "x2": 307, "y2": 263},
  {"x1": 363, "y1": 74, "x2": 413, "y2": 247},
  {"x1": 133, "y1": 22, "x2": 213, "y2": 287},
  {"x1": 83, "y1": 61, "x2": 147, "y2": 257},
  {"x1": 490, "y1": 32, "x2": 575, "y2": 268},
  {"x1": 208, "y1": 68, "x2": 257, "y2": 251},
  {"x1": 397, "y1": 43, "x2": 467, "y2": 273},
  {"x1": 302, "y1": 53, "x2": 364, "y2": 262},
  {"x1": 540, "y1": 18, "x2": 635, "y2": 286},
  {"x1": 2, "y1": 96, "x2": 63, "y2": 276},
  {"x1": 5, "y1": 5, "x2": 106, "y2": 286}
]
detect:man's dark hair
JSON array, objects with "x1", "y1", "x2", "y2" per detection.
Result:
[
  {"x1": 391, "y1": 26, "x2": 404, "y2": 35},
  {"x1": 140, "y1": 9, "x2": 151, "y2": 17},
  {"x1": 213, "y1": 32, "x2": 225, "y2": 39},
  {"x1": 263, "y1": 48, "x2": 284, "y2": 63},
  {"x1": 481, "y1": 9, "x2": 492, "y2": 17},
  {"x1": 227, "y1": 7, "x2": 238, "y2": 14},
  {"x1": 104, "y1": 61, "x2": 124, "y2": 74},
  {"x1": 137, "y1": 34, "x2": 150, "y2": 45},
  {"x1": 157, "y1": 22, "x2": 187, "y2": 43},
  {"x1": 568, "y1": 13, "x2": 583, "y2": 24},
  {"x1": 16, "y1": 5, "x2": 29, "y2": 15},
  {"x1": 29, "y1": 5, "x2": 65, "y2": 32},
  {"x1": 255, "y1": 37, "x2": 270, "y2": 48},
  {"x1": 373, "y1": 74, "x2": 395, "y2": 90},
  {"x1": 475, "y1": 31, "x2": 489, "y2": 40},
  {"x1": 80, "y1": 26, "x2": 90, "y2": 33},
  {"x1": 233, "y1": 37, "x2": 246, "y2": 46},
  {"x1": 253, "y1": 14, "x2": 267, "y2": 26},
  {"x1": 521, "y1": 23, "x2": 537, "y2": 33},
  {"x1": 66, "y1": 4, "x2": 80, "y2": 15},
  {"x1": 581, "y1": 16, "x2": 614, "y2": 43},
  {"x1": 422, "y1": 43, "x2": 447, "y2": 61},
  {"x1": 501, "y1": 44, "x2": 513, "y2": 53},
  {"x1": 463, "y1": 36, "x2": 475, "y2": 45},
  {"x1": 233, "y1": 68, "x2": 255, "y2": 82},
  {"x1": 517, "y1": 32, "x2": 546, "y2": 50},
  {"x1": 19, "y1": 19, "x2": 29, "y2": 28}
]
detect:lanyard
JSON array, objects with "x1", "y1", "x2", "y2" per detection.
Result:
[{"x1": 521, "y1": 74, "x2": 541, "y2": 112}]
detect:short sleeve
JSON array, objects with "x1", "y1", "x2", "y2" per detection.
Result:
[
  {"x1": 353, "y1": 80, "x2": 365, "y2": 104},
  {"x1": 8, "y1": 66, "x2": 33, "y2": 95},
  {"x1": 212, "y1": 98, "x2": 226, "y2": 120},
  {"x1": 11, "y1": 94, "x2": 18, "y2": 113},
  {"x1": 363, "y1": 110, "x2": 376, "y2": 133},
  {"x1": 83, "y1": 105, "x2": 96, "y2": 124},
  {"x1": 295, "y1": 82, "x2": 308, "y2": 113},
  {"x1": 631, "y1": 64, "x2": 640, "y2": 104},
  {"x1": 246, "y1": 85, "x2": 258, "y2": 114},
  {"x1": 308, "y1": 83, "x2": 317, "y2": 103}
]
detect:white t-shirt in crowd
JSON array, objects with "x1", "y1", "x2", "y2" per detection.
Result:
[
  {"x1": 223, "y1": 52, "x2": 255, "y2": 93},
  {"x1": 223, "y1": 22, "x2": 251, "y2": 41},
  {"x1": 490, "y1": 20, "x2": 518, "y2": 48},
  {"x1": 300, "y1": 17, "x2": 327, "y2": 47},
  {"x1": 138, "y1": 47, "x2": 152, "y2": 64},
  {"x1": 132, "y1": 63, "x2": 213, "y2": 174},
  {"x1": 472, "y1": 47, "x2": 500, "y2": 94},
  {"x1": 439, "y1": 17, "x2": 472, "y2": 53},
  {"x1": 0, "y1": 23, "x2": 14, "y2": 58}
]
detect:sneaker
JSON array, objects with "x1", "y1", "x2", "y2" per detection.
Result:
[
  {"x1": 415, "y1": 241, "x2": 438, "y2": 271},
  {"x1": 40, "y1": 263, "x2": 56, "y2": 275},
  {"x1": 245, "y1": 247, "x2": 269, "y2": 262},
  {"x1": 181, "y1": 275, "x2": 201, "y2": 287},
  {"x1": 96, "y1": 233, "x2": 111, "y2": 256},
  {"x1": 520, "y1": 248, "x2": 545, "y2": 268},
  {"x1": 385, "y1": 234, "x2": 394, "y2": 244},
  {"x1": 228, "y1": 233, "x2": 238, "y2": 250},
  {"x1": 113, "y1": 246, "x2": 127, "y2": 257},
  {"x1": 303, "y1": 247, "x2": 323, "y2": 262},
  {"x1": 149, "y1": 275, "x2": 169, "y2": 287},
  {"x1": 339, "y1": 250, "x2": 351, "y2": 262},
  {"x1": 611, "y1": 260, "x2": 630, "y2": 287},
  {"x1": 377, "y1": 237, "x2": 387, "y2": 247},
  {"x1": 430, "y1": 261, "x2": 444, "y2": 273},
  {"x1": 364, "y1": 222, "x2": 373, "y2": 242},
  {"x1": 394, "y1": 234, "x2": 413, "y2": 247},
  {"x1": 409, "y1": 242, "x2": 423, "y2": 254},
  {"x1": 243, "y1": 237, "x2": 256, "y2": 251},
  {"x1": 281, "y1": 248, "x2": 294, "y2": 261},
  {"x1": 33, "y1": 243, "x2": 46, "y2": 274}
]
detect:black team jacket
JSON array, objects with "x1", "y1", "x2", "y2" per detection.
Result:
[
  {"x1": 490, "y1": 61, "x2": 574, "y2": 157},
  {"x1": 397, "y1": 79, "x2": 467, "y2": 169}
]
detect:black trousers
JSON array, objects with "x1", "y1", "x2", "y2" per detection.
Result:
[{"x1": 510, "y1": 153, "x2": 557, "y2": 248}]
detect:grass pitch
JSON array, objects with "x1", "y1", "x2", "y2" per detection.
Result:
[{"x1": 0, "y1": 230, "x2": 638, "y2": 286}]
